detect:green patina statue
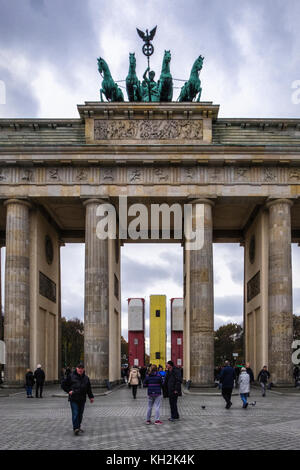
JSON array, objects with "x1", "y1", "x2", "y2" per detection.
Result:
[
  {"x1": 126, "y1": 53, "x2": 142, "y2": 102},
  {"x1": 97, "y1": 29, "x2": 204, "y2": 103},
  {"x1": 158, "y1": 50, "x2": 173, "y2": 102},
  {"x1": 141, "y1": 67, "x2": 160, "y2": 102},
  {"x1": 178, "y1": 55, "x2": 204, "y2": 102},
  {"x1": 97, "y1": 57, "x2": 124, "y2": 102}
]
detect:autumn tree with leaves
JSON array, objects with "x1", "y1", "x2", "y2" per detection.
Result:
[
  {"x1": 214, "y1": 323, "x2": 244, "y2": 366},
  {"x1": 61, "y1": 317, "x2": 84, "y2": 368}
]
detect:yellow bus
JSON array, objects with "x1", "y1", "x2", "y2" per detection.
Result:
[{"x1": 150, "y1": 295, "x2": 166, "y2": 366}]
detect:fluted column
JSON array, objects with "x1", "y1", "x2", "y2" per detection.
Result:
[
  {"x1": 266, "y1": 198, "x2": 293, "y2": 385},
  {"x1": 83, "y1": 198, "x2": 109, "y2": 385},
  {"x1": 188, "y1": 198, "x2": 214, "y2": 386},
  {"x1": 4, "y1": 199, "x2": 31, "y2": 385}
]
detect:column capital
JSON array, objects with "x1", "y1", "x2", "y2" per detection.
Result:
[
  {"x1": 265, "y1": 198, "x2": 294, "y2": 210},
  {"x1": 82, "y1": 197, "x2": 110, "y2": 208},
  {"x1": 188, "y1": 198, "x2": 215, "y2": 208},
  {"x1": 3, "y1": 198, "x2": 32, "y2": 210}
]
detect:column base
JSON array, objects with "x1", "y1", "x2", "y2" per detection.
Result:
[
  {"x1": 190, "y1": 382, "x2": 216, "y2": 389},
  {"x1": 90, "y1": 379, "x2": 122, "y2": 390},
  {"x1": 1, "y1": 382, "x2": 25, "y2": 389},
  {"x1": 272, "y1": 382, "x2": 294, "y2": 388}
]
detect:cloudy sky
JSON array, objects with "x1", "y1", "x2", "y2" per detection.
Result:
[{"x1": 1, "y1": 0, "x2": 300, "y2": 352}]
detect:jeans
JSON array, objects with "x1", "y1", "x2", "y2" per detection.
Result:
[
  {"x1": 70, "y1": 400, "x2": 85, "y2": 430},
  {"x1": 147, "y1": 395, "x2": 161, "y2": 421},
  {"x1": 26, "y1": 386, "x2": 33, "y2": 396},
  {"x1": 222, "y1": 387, "x2": 233, "y2": 406},
  {"x1": 169, "y1": 394, "x2": 179, "y2": 419},
  {"x1": 240, "y1": 393, "x2": 248, "y2": 406},
  {"x1": 260, "y1": 382, "x2": 267, "y2": 395}
]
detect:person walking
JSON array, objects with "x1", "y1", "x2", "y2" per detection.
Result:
[
  {"x1": 164, "y1": 360, "x2": 182, "y2": 421},
  {"x1": 25, "y1": 369, "x2": 35, "y2": 398},
  {"x1": 257, "y1": 366, "x2": 270, "y2": 397},
  {"x1": 128, "y1": 366, "x2": 140, "y2": 399},
  {"x1": 238, "y1": 367, "x2": 250, "y2": 408},
  {"x1": 61, "y1": 362, "x2": 94, "y2": 436},
  {"x1": 140, "y1": 366, "x2": 147, "y2": 383},
  {"x1": 219, "y1": 360, "x2": 236, "y2": 409},
  {"x1": 245, "y1": 362, "x2": 254, "y2": 383},
  {"x1": 34, "y1": 364, "x2": 45, "y2": 398},
  {"x1": 143, "y1": 364, "x2": 163, "y2": 425}
]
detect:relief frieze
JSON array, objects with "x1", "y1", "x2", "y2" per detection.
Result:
[
  {"x1": 94, "y1": 119, "x2": 203, "y2": 140},
  {"x1": 0, "y1": 165, "x2": 298, "y2": 186}
]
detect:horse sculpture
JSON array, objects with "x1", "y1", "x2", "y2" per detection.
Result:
[
  {"x1": 158, "y1": 50, "x2": 173, "y2": 102},
  {"x1": 97, "y1": 57, "x2": 124, "y2": 102},
  {"x1": 178, "y1": 55, "x2": 204, "y2": 102},
  {"x1": 126, "y1": 53, "x2": 141, "y2": 102}
]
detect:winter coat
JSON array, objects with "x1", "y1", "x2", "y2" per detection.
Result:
[
  {"x1": 143, "y1": 372, "x2": 163, "y2": 396},
  {"x1": 164, "y1": 367, "x2": 182, "y2": 397},
  {"x1": 219, "y1": 366, "x2": 236, "y2": 389},
  {"x1": 128, "y1": 368, "x2": 140, "y2": 386},
  {"x1": 34, "y1": 368, "x2": 45, "y2": 384},
  {"x1": 238, "y1": 371, "x2": 250, "y2": 394},
  {"x1": 25, "y1": 371, "x2": 35, "y2": 387},
  {"x1": 61, "y1": 370, "x2": 94, "y2": 402}
]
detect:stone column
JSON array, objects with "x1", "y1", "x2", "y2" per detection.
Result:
[
  {"x1": 266, "y1": 198, "x2": 293, "y2": 385},
  {"x1": 83, "y1": 198, "x2": 109, "y2": 385},
  {"x1": 188, "y1": 198, "x2": 214, "y2": 386},
  {"x1": 4, "y1": 199, "x2": 31, "y2": 385}
]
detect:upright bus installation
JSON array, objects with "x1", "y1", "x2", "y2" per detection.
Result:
[
  {"x1": 170, "y1": 298, "x2": 184, "y2": 368},
  {"x1": 128, "y1": 298, "x2": 145, "y2": 367},
  {"x1": 150, "y1": 295, "x2": 166, "y2": 366}
]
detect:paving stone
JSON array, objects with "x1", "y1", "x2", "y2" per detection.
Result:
[{"x1": 0, "y1": 384, "x2": 300, "y2": 450}]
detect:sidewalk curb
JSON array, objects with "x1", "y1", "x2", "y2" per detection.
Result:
[
  {"x1": 183, "y1": 389, "x2": 239, "y2": 397},
  {"x1": 182, "y1": 389, "x2": 239, "y2": 397}
]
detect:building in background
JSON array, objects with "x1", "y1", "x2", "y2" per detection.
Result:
[
  {"x1": 150, "y1": 295, "x2": 166, "y2": 366},
  {"x1": 171, "y1": 298, "x2": 184, "y2": 368},
  {"x1": 128, "y1": 298, "x2": 145, "y2": 367}
]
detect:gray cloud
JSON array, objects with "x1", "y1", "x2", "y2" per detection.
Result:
[
  {"x1": 214, "y1": 295, "x2": 243, "y2": 319},
  {"x1": 227, "y1": 260, "x2": 244, "y2": 285},
  {"x1": 0, "y1": 0, "x2": 99, "y2": 117},
  {"x1": 1, "y1": 0, "x2": 300, "y2": 116},
  {"x1": 122, "y1": 251, "x2": 182, "y2": 293},
  {"x1": 0, "y1": 66, "x2": 39, "y2": 117}
]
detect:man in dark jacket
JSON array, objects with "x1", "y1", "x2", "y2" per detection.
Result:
[
  {"x1": 219, "y1": 361, "x2": 236, "y2": 409},
  {"x1": 257, "y1": 366, "x2": 270, "y2": 397},
  {"x1": 164, "y1": 360, "x2": 182, "y2": 421},
  {"x1": 34, "y1": 364, "x2": 45, "y2": 398},
  {"x1": 61, "y1": 362, "x2": 94, "y2": 435}
]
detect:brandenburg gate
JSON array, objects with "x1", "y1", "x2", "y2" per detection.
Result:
[{"x1": 0, "y1": 99, "x2": 299, "y2": 387}]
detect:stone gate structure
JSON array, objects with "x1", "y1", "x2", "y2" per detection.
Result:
[{"x1": 0, "y1": 101, "x2": 299, "y2": 386}]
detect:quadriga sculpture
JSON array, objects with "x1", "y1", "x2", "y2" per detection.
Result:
[
  {"x1": 97, "y1": 57, "x2": 124, "y2": 102},
  {"x1": 126, "y1": 53, "x2": 142, "y2": 102},
  {"x1": 178, "y1": 55, "x2": 204, "y2": 102},
  {"x1": 158, "y1": 50, "x2": 173, "y2": 102}
]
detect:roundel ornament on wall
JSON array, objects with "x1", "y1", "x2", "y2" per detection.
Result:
[
  {"x1": 45, "y1": 235, "x2": 54, "y2": 265},
  {"x1": 249, "y1": 234, "x2": 255, "y2": 265}
]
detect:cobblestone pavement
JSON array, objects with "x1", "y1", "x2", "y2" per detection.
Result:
[{"x1": 1, "y1": 384, "x2": 300, "y2": 450}]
